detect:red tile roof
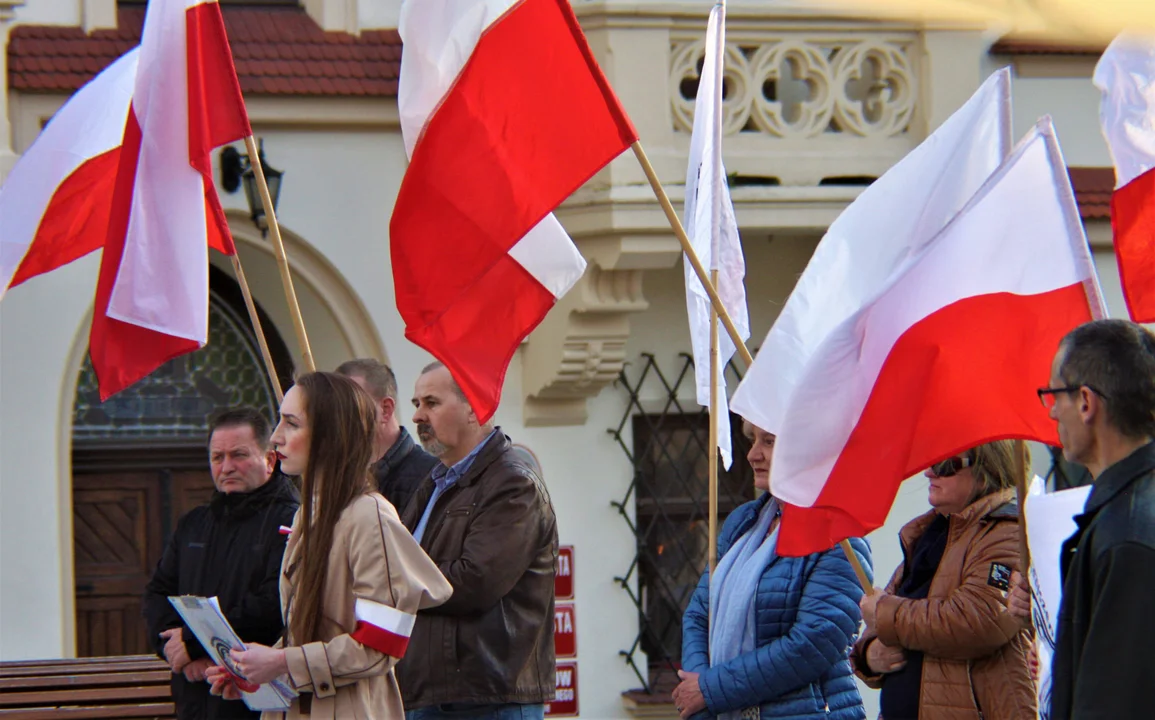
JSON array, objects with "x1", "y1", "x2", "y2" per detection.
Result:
[
  {"x1": 9, "y1": 6, "x2": 402, "y2": 96},
  {"x1": 989, "y1": 39, "x2": 1104, "y2": 56},
  {"x1": 1069, "y1": 167, "x2": 1114, "y2": 221}
]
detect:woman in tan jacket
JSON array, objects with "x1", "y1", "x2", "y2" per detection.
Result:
[
  {"x1": 850, "y1": 440, "x2": 1035, "y2": 720},
  {"x1": 209, "y1": 372, "x2": 452, "y2": 719}
]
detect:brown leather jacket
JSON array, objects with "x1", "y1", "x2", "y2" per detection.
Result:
[
  {"x1": 851, "y1": 489, "x2": 1036, "y2": 720},
  {"x1": 396, "y1": 430, "x2": 558, "y2": 709}
]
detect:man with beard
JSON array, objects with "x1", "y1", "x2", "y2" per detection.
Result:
[
  {"x1": 337, "y1": 358, "x2": 437, "y2": 515},
  {"x1": 398, "y1": 362, "x2": 558, "y2": 720},
  {"x1": 143, "y1": 408, "x2": 298, "y2": 719}
]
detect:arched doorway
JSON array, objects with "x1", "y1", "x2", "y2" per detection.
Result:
[{"x1": 69, "y1": 266, "x2": 292, "y2": 657}]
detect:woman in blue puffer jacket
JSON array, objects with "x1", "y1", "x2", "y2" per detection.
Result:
[{"x1": 673, "y1": 420, "x2": 872, "y2": 720}]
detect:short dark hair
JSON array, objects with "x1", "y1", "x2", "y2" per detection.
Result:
[
  {"x1": 1058, "y1": 319, "x2": 1155, "y2": 439},
  {"x1": 208, "y1": 407, "x2": 272, "y2": 448},
  {"x1": 335, "y1": 358, "x2": 398, "y2": 402},
  {"x1": 420, "y1": 360, "x2": 467, "y2": 402}
]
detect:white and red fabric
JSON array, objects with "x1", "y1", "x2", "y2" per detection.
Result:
[
  {"x1": 392, "y1": 0, "x2": 638, "y2": 422},
  {"x1": 90, "y1": 0, "x2": 250, "y2": 399},
  {"x1": 0, "y1": 48, "x2": 139, "y2": 300},
  {"x1": 349, "y1": 597, "x2": 416, "y2": 658},
  {"x1": 1094, "y1": 32, "x2": 1155, "y2": 322},
  {"x1": 730, "y1": 69, "x2": 1013, "y2": 438},
  {"x1": 683, "y1": 0, "x2": 749, "y2": 470},
  {"x1": 769, "y1": 120, "x2": 1105, "y2": 557}
]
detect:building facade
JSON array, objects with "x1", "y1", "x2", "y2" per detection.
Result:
[{"x1": 0, "y1": 0, "x2": 1121, "y2": 717}]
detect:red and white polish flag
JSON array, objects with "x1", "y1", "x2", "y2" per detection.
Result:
[
  {"x1": 766, "y1": 120, "x2": 1105, "y2": 557},
  {"x1": 392, "y1": 0, "x2": 638, "y2": 422},
  {"x1": 90, "y1": 0, "x2": 250, "y2": 399},
  {"x1": 1094, "y1": 32, "x2": 1155, "y2": 323},
  {"x1": 349, "y1": 597, "x2": 417, "y2": 658},
  {"x1": 0, "y1": 49, "x2": 139, "y2": 300},
  {"x1": 730, "y1": 69, "x2": 1014, "y2": 440}
]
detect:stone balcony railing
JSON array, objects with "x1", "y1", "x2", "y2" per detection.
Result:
[{"x1": 667, "y1": 22, "x2": 919, "y2": 185}]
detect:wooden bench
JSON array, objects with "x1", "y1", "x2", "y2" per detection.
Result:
[{"x1": 0, "y1": 655, "x2": 174, "y2": 719}]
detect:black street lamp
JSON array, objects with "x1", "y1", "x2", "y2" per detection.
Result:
[{"x1": 220, "y1": 139, "x2": 283, "y2": 235}]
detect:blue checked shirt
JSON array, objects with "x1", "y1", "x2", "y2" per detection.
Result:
[{"x1": 412, "y1": 430, "x2": 497, "y2": 544}]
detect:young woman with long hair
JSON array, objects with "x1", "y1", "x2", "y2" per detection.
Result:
[{"x1": 208, "y1": 372, "x2": 451, "y2": 719}]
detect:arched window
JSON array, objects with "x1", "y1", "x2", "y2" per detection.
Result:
[{"x1": 73, "y1": 289, "x2": 280, "y2": 444}]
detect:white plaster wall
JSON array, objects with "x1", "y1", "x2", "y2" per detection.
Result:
[
  {"x1": 214, "y1": 129, "x2": 410, "y2": 372},
  {"x1": 1012, "y1": 77, "x2": 1109, "y2": 167},
  {"x1": 980, "y1": 69, "x2": 1112, "y2": 167},
  {"x1": 11, "y1": 0, "x2": 81, "y2": 27},
  {"x1": 359, "y1": 0, "x2": 401, "y2": 30},
  {"x1": 1093, "y1": 248, "x2": 1127, "y2": 318},
  {"x1": 0, "y1": 252, "x2": 97, "y2": 659}
]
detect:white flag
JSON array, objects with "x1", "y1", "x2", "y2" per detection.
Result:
[
  {"x1": 730, "y1": 68, "x2": 1013, "y2": 437},
  {"x1": 764, "y1": 120, "x2": 1103, "y2": 556},
  {"x1": 683, "y1": 0, "x2": 749, "y2": 470}
]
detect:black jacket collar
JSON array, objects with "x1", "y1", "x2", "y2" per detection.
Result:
[
  {"x1": 377, "y1": 426, "x2": 418, "y2": 475},
  {"x1": 210, "y1": 472, "x2": 297, "y2": 520},
  {"x1": 1083, "y1": 441, "x2": 1155, "y2": 518}
]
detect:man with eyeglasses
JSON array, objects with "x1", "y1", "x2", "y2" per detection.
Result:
[{"x1": 1007, "y1": 319, "x2": 1155, "y2": 720}]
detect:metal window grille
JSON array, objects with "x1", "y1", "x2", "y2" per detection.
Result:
[{"x1": 609, "y1": 353, "x2": 754, "y2": 693}]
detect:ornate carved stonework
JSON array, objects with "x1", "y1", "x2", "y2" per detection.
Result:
[
  {"x1": 670, "y1": 32, "x2": 916, "y2": 140},
  {"x1": 522, "y1": 237, "x2": 680, "y2": 427}
]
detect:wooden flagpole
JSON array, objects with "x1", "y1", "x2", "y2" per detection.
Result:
[
  {"x1": 631, "y1": 141, "x2": 753, "y2": 368},
  {"x1": 708, "y1": 270, "x2": 721, "y2": 575},
  {"x1": 705, "y1": 3, "x2": 725, "y2": 578},
  {"x1": 629, "y1": 138, "x2": 873, "y2": 594},
  {"x1": 1013, "y1": 439, "x2": 1032, "y2": 575},
  {"x1": 229, "y1": 253, "x2": 284, "y2": 404},
  {"x1": 243, "y1": 135, "x2": 316, "y2": 373}
]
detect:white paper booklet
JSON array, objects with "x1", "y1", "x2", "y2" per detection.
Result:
[{"x1": 168, "y1": 595, "x2": 297, "y2": 712}]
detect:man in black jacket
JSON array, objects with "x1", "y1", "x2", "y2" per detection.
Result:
[
  {"x1": 1009, "y1": 319, "x2": 1155, "y2": 719},
  {"x1": 337, "y1": 358, "x2": 437, "y2": 515},
  {"x1": 143, "y1": 408, "x2": 298, "y2": 719}
]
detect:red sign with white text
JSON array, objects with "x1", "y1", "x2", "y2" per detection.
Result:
[
  {"x1": 556, "y1": 546, "x2": 574, "y2": 600},
  {"x1": 554, "y1": 603, "x2": 576, "y2": 658},
  {"x1": 545, "y1": 662, "x2": 578, "y2": 717}
]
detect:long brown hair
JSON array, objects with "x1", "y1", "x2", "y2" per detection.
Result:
[{"x1": 288, "y1": 372, "x2": 376, "y2": 645}]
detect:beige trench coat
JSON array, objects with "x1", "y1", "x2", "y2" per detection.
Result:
[{"x1": 261, "y1": 493, "x2": 451, "y2": 720}]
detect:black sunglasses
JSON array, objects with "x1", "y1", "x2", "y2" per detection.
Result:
[{"x1": 928, "y1": 455, "x2": 973, "y2": 478}]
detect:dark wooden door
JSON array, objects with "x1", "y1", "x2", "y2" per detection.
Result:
[{"x1": 72, "y1": 463, "x2": 215, "y2": 657}]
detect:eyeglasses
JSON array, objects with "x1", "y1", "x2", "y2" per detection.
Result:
[
  {"x1": 1037, "y1": 384, "x2": 1109, "y2": 410},
  {"x1": 928, "y1": 455, "x2": 973, "y2": 478}
]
